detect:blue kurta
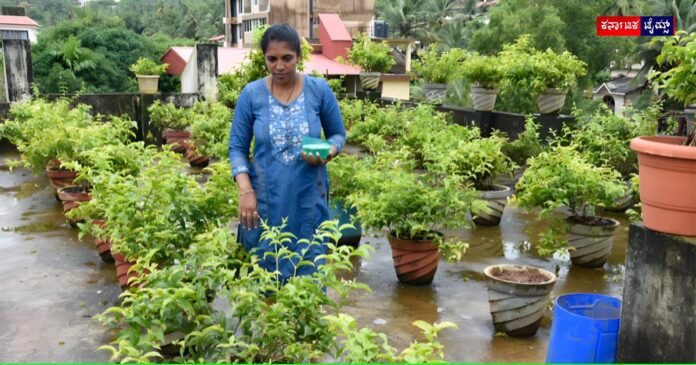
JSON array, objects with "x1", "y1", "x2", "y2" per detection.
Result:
[{"x1": 229, "y1": 75, "x2": 346, "y2": 281}]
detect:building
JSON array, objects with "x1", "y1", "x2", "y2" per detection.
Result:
[
  {"x1": 0, "y1": 15, "x2": 39, "y2": 43},
  {"x1": 592, "y1": 76, "x2": 647, "y2": 116},
  {"x1": 224, "y1": 0, "x2": 374, "y2": 47},
  {"x1": 161, "y1": 15, "x2": 362, "y2": 96}
]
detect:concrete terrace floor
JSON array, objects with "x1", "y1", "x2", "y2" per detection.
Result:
[
  {"x1": 0, "y1": 143, "x2": 120, "y2": 362},
  {"x1": 0, "y1": 142, "x2": 630, "y2": 362}
]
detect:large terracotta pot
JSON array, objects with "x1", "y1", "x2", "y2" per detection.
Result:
[
  {"x1": 387, "y1": 234, "x2": 440, "y2": 285},
  {"x1": 567, "y1": 217, "x2": 620, "y2": 267},
  {"x1": 474, "y1": 185, "x2": 512, "y2": 226},
  {"x1": 630, "y1": 136, "x2": 696, "y2": 236},
  {"x1": 483, "y1": 264, "x2": 557, "y2": 337}
]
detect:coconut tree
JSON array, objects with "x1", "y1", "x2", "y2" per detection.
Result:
[
  {"x1": 376, "y1": 0, "x2": 431, "y2": 39},
  {"x1": 49, "y1": 36, "x2": 96, "y2": 74}
]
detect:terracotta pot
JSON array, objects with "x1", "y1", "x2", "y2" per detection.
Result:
[
  {"x1": 424, "y1": 83, "x2": 447, "y2": 104},
  {"x1": 57, "y1": 186, "x2": 92, "y2": 226},
  {"x1": 630, "y1": 136, "x2": 696, "y2": 236},
  {"x1": 186, "y1": 144, "x2": 209, "y2": 168},
  {"x1": 567, "y1": 217, "x2": 619, "y2": 268},
  {"x1": 387, "y1": 234, "x2": 440, "y2": 285},
  {"x1": 360, "y1": 72, "x2": 381, "y2": 91},
  {"x1": 45, "y1": 166, "x2": 77, "y2": 190},
  {"x1": 136, "y1": 75, "x2": 159, "y2": 94},
  {"x1": 92, "y1": 220, "x2": 114, "y2": 263},
  {"x1": 474, "y1": 185, "x2": 512, "y2": 226},
  {"x1": 163, "y1": 129, "x2": 191, "y2": 153},
  {"x1": 471, "y1": 86, "x2": 498, "y2": 112},
  {"x1": 536, "y1": 88, "x2": 567, "y2": 114},
  {"x1": 112, "y1": 252, "x2": 143, "y2": 290},
  {"x1": 483, "y1": 264, "x2": 557, "y2": 337}
]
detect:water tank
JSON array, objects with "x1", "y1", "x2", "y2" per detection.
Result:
[{"x1": 372, "y1": 20, "x2": 389, "y2": 39}]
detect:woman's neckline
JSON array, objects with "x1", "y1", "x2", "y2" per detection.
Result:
[{"x1": 265, "y1": 74, "x2": 306, "y2": 106}]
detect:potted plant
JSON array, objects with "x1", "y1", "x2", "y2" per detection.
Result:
[
  {"x1": 632, "y1": 32, "x2": 696, "y2": 236},
  {"x1": 459, "y1": 53, "x2": 503, "y2": 111},
  {"x1": 424, "y1": 127, "x2": 516, "y2": 226},
  {"x1": 569, "y1": 104, "x2": 661, "y2": 211},
  {"x1": 649, "y1": 31, "x2": 696, "y2": 133},
  {"x1": 499, "y1": 117, "x2": 544, "y2": 182},
  {"x1": 129, "y1": 57, "x2": 168, "y2": 94},
  {"x1": 148, "y1": 100, "x2": 194, "y2": 153},
  {"x1": 483, "y1": 264, "x2": 557, "y2": 337},
  {"x1": 412, "y1": 44, "x2": 467, "y2": 104},
  {"x1": 186, "y1": 101, "x2": 233, "y2": 167},
  {"x1": 327, "y1": 154, "x2": 366, "y2": 247},
  {"x1": 501, "y1": 36, "x2": 586, "y2": 114},
  {"x1": 348, "y1": 33, "x2": 396, "y2": 92},
  {"x1": 515, "y1": 146, "x2": 627, "y2": 267},
  {"x1": 348, "y1": 151, "x2": 480, "y2": 284}
]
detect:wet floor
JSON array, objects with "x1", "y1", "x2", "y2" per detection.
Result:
[
  {"x1": 0, "y1": 142, "x2": 629, "y2": 362},
  {"x1": 0, "y1": 143, "x2": 121, "y2": 362}
]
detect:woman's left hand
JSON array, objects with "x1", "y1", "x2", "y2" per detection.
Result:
[{"x1": 301, "y1": 145, "x2": 337, "y2": 165}]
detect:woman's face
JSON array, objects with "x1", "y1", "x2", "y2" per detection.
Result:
[{"x1": 264, "y1": 40, "x2": 299, "y2": 84}]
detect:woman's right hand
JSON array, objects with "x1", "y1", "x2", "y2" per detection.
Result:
[{"x1": 239, "y1": 191, "x2": 259, "y2": 229}]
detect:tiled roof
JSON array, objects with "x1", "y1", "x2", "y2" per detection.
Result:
[{"x1": 0, "y1": 15, "x2": 39, "y2": 27}]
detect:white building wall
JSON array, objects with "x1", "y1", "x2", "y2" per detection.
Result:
[
  {"x1": 0, "y1": 26, "x2": 38, "y2": 43},
  {"x1": 180, "y1": 49, "x2": 198, "y2": 94}
]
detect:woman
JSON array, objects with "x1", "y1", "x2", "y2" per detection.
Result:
[{"x1": 228, "y1": 23, "x2": 346, "y2": 282}]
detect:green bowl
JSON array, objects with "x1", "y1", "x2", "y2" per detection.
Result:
[{"x1": 302, "y1": 143, "x2": 331, "y2": 159}]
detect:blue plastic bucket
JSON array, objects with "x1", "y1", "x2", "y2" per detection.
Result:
[{"x1": 546, "y1": 293, "x2": 622, "y2": 363}]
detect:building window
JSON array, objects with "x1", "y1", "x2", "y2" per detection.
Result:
[{"x1": 243, "y1": 18, "x2": 267, "y2": 32}]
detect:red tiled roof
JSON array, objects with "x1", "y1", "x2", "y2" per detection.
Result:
[
  {"x1": 162, "y1": 47, "x2": 360, "y2": 76},
  {"x1": 318, "y1": 14, "x2": 351, "y2": 42},
  {"x1": 0, "y1": 15, "x2": 39, "y2": 27}
]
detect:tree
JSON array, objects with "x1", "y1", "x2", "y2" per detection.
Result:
[
  {"x1": 468, "y1": 0, "x2": 635, "y2": 88},
  {"x1": 32, "y1": 13, "x2": 191, "y2": 94},
  {"x1": 48, "y1": 36, "x2": 96, "y2": 73},
  {"x1": 377, "y1": 0, "x2": 437, "y2": 39}
]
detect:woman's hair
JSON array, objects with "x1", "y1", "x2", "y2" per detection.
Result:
[{"x1": 260, "y1": 23, "x2": 302, "y2": 56}]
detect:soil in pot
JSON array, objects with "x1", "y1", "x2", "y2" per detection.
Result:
[
  {"x1": 489, "y1": 267, "x2": 551, "y2": 284},
  {"x1": 484, "y1": 264, "x2": 557, "y2": 337}
]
